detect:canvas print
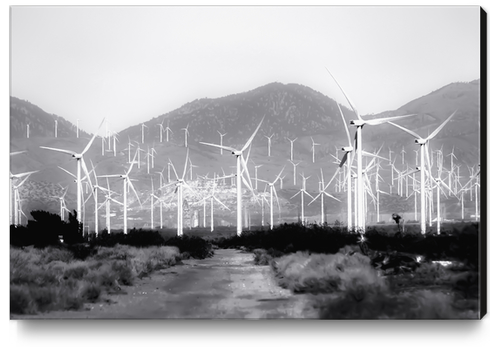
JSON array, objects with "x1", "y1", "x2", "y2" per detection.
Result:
[{"x1": 9, "y1": 6, "x2": 484, "y2": 319}]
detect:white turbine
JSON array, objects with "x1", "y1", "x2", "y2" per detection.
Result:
[
  {"x1": 141, "y1": 123, "x2": 148, "y2": 144},
  {"x1": 257, "y1": 166, "x2": 285, "y2": 230},
  {"x1": 309, "y1": 168, "x2": 341, "y2": 225},
  {"x1": 310, "y1": 137, "x2": 320, "y2": 163},
  {"x1": 286, "y1": 137, "x2": 297, "y2": 161},
  {"x1": 182, "y1": 124, "x2": 190, "y2": 148},
  {"x1": 200, "y1": 116, "x2": 264, "y2": 235},
  {"x1": 325, "y1": 67, "x2": 417, "y2": 232},
  {"x1": 196, "y1": 175, "x2": 231, "y2": 231},
  {"x1": 99, "y1": 151, "x2": 142, "y2": 234},
  {"x1": 162, "y1": 149, "x2": 195, "y2": 236},
  {"x1": 217, "y1": 130, "x2": 227, "y2": 155},
  {"x1": 40, "y1": 118, "x2": 105, "y2": 223},
  {"x1": 388, "y1": 110, "x2": 457, "y2": 234},
  {"x1": 265, "y1": 134, "x2": 274, "y2": 157}
]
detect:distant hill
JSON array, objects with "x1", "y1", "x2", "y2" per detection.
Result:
[
  {"x1": 10, "y1": 96, "x2": 90, "y2": 142},
  {"x1": 9, "y1": 79, "x2": 481, "y2": 226}
]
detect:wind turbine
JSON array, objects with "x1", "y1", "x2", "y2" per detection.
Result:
[
  {"x1": 217, "y1": 131, "x2": 227, "y2": 155},
  {"x1": 51, "y1": 185, "x2": 70, "y2": 221},
  {"x1": 162, "y1": 149, "x2": 195, "y2": 236},
  {"x1": 290, "y1": 173, "x2": 314, "y2": 226},
  {"x1": 10, "y1": 171, "x2": 38, "y2": 225},
  {"x1": 251, "y1": 160, "x2": 263, "y2": 190},
  {"x1": 288, "y1": 159, "x2": 301, "y2": 186},
  {"x1": 98, "y1": 177, "x2": 123, "y2": 233},
  {"x1": 286, "y1": 137, "x2": 297, "y2": 161},
  {"x1": 196, "y1": 175, "x2": 231, "y2": 231},
  {"x1": 310, "y1": 137, "x2": 320, "y2": 163},
  {"x1": 112, "y1": 133, "x2": 119, "y2": 156},
  {"x1": 200, "y1": 116, "x2": 264, "y2": 235},
  {"x1": 309, "y1": 168, "x2": 341, "y2": 225},
  {"x1": 54, "y1": 119, "x2": 58, "y2": 138},
  {"x1": 76, "y1": 119, "x2": 80, "y2": 138},
  {"x1": 90, "y1": 160, "x2": 108, "y2": 236},
  {"x1": 99, "y1": 151, "x2": 142, "y2": 234},
  {"x1": 265, "y1": 134, "x2": 274, "y2": 157},
  {"x1": 325, "y1": 67, "x2": 417, "y2": 231},
  {"x1": 158, "y1": 121, "x2": 165, "y2": 143},
  {"x1": 141, "y1": 123, "x2": 148, "y2": 144},
  {"x1": 40, "y1": 118, "x2": 104, "y2": 223},
  {"x1": 257, "y1": 166, "x2": 285, "y2": 230},
  {"x1": 164, "y1": 121, "x2": 173, "y2": 142},
  {"x1": 182, "y1": 124, "x2": 190, "y2": 148},
  {"x1": 388, "y1": 110, "x2": 457, "y2": 234}
]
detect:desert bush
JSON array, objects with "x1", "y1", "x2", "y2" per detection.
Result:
[
  {"x1": 213, "y1": 223, "x2": 359, "y2": 255},
  {"x1": 10, "y1": 285, "x2": 35, "y2": 314},
  {"x1": 39, "y1": 246, "x2": 74, "y2": 264},
  {"x1": 272, "y1": 251, "x2": 378, "y2": 294},
  {"x1": 165, "y1": 235, "x2": 214, "y2": 259},
  {"x1": 316, "y1": 288, "x2": 462, "y2": 319},
  {"x1": 63, "y1": 261, "x2": 90, "y2": 280}
]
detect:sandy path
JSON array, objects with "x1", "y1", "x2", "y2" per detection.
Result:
[{"x1": 15, "y1": 249, "x2": 316, "y2": 319}]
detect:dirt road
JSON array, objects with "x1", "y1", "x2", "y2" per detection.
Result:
[{"x1": 16, "y1": 249, "x2": 317, "y2": 319}]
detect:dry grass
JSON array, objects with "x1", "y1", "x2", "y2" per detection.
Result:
[{"x1": 10, "y1": 244, "x2": 182, "y2": 315}]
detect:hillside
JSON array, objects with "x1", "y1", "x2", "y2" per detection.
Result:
[{"x1": 9, "y1": 79, "x2": 481, "y2": 228}]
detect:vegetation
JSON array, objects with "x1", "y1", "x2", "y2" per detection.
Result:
[{"x1": 10, "y1": 244, "x2": 182, "y2": 315}]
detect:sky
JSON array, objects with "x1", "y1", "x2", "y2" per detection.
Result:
[{"x1": 9, "y1": 5, "x2": 481, "y2": 134}]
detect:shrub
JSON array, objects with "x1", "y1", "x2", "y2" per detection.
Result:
[
  {"x1": 272, "y1": 251, "x2": 378, "y2": 294},
  {"x1": 40, "y1": 246, "x2": 74, "y2": 264},
  {"x1": 316, "y1": 288, "x2": 461, "y2": 319},
  {"x1": 165, "y1": 235, "x2": 214, "y2": 259},
  {"x1": 10, "y1": 285, "x2": 35, "y2": 314}
]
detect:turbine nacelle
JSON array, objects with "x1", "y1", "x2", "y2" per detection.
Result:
[
  {"x1": 350, "y1": 120, "x2": 365, "y2": 127},
  {"x1": 342, "y1": 146, "x2": 354, "y2": 152},
  {"x1": 232, "y1": 150, "x2": 242, "y2": 156},
  {"x1": 415, "y1": 139, "x2": 427, "y2": 145}
]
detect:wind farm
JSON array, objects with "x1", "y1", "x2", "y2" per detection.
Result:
[{"x1": 9, "y1": 6, "x2": 482, "y2": 321}]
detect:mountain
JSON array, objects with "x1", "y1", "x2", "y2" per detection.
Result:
[
  {"x1": 10, "y1": 96, "x2": 90, "y2": 142},
  {"x1": 9, "y1": 79, "x2": 481, "y2": 226}
]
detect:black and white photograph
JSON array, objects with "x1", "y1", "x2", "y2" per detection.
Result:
[{"x1": 8, "y1": 4, "x2": 484, "y2": 326}]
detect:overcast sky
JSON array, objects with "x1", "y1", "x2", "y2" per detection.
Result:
[{"x1": 10, "y1": 5, "x2": 480, "y2": 134}]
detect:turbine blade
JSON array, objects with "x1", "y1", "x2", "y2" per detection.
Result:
[
  {"x1": 367, "y1": 113, "x2": 417, "y2": 126},
  {"x1": 339, "y1": 151, "x2": 349, "y2": 168},
  {"x1": 325, "y1": 167, "x2": 341, "y2": 190},
  {"x1": 81, "y1": 158, "x2": 94, "y2": 195},
  {"x1": 181, "y1": 148, "x2": 190, "y2": 180},
  {"x1": 199, "y1": 141, "x2": 236, "y2": 153},
  {"x1": 58, "y1": 166, "x2": 77, "y2": 179},
  {"x1": 127, "y1": 178, "x2": 142, "y2": 208},
  {"x1": 308, "y1": 193, "x2": 321, "y2": 206},
  {"x1": 272, "y1": 166, "x2": 286, "y2": 185},
  {"x1": 127, "y1": 151, "x2": 138, "y2": 174},
  {"x1": 290, "y1": 191, "x2": 300, "y2": 199},
  {"x1": 240, "y1": 156, "x2": 255, "y2": 192},
  {"x1": 40, "y1": 146, "x2": 77, "y2": 156},
  {"x1": 81, "y1": 118, "x2": 106, "y2": 155},
  {"x1": 324, "y1": 191, "x2": 341, "y2": 202},
  {"x1": 241, "y1": 115, "x2": 265, "y2": 151},
  {"x1": 426, "y1": 110, "x2": 457, "y2": 141},
  {"x1": 387, "y1": 121, "x2": 421, "y2": 139},
  {"x1": 337, "y1": 102, "x2": 352, "y2": 146},
  {"x1": 324, "y1": 67, "x2": 360, "y2": 119},
  {"x1": 213, "y1": 196, "x2": 230, "y2": 211}
]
